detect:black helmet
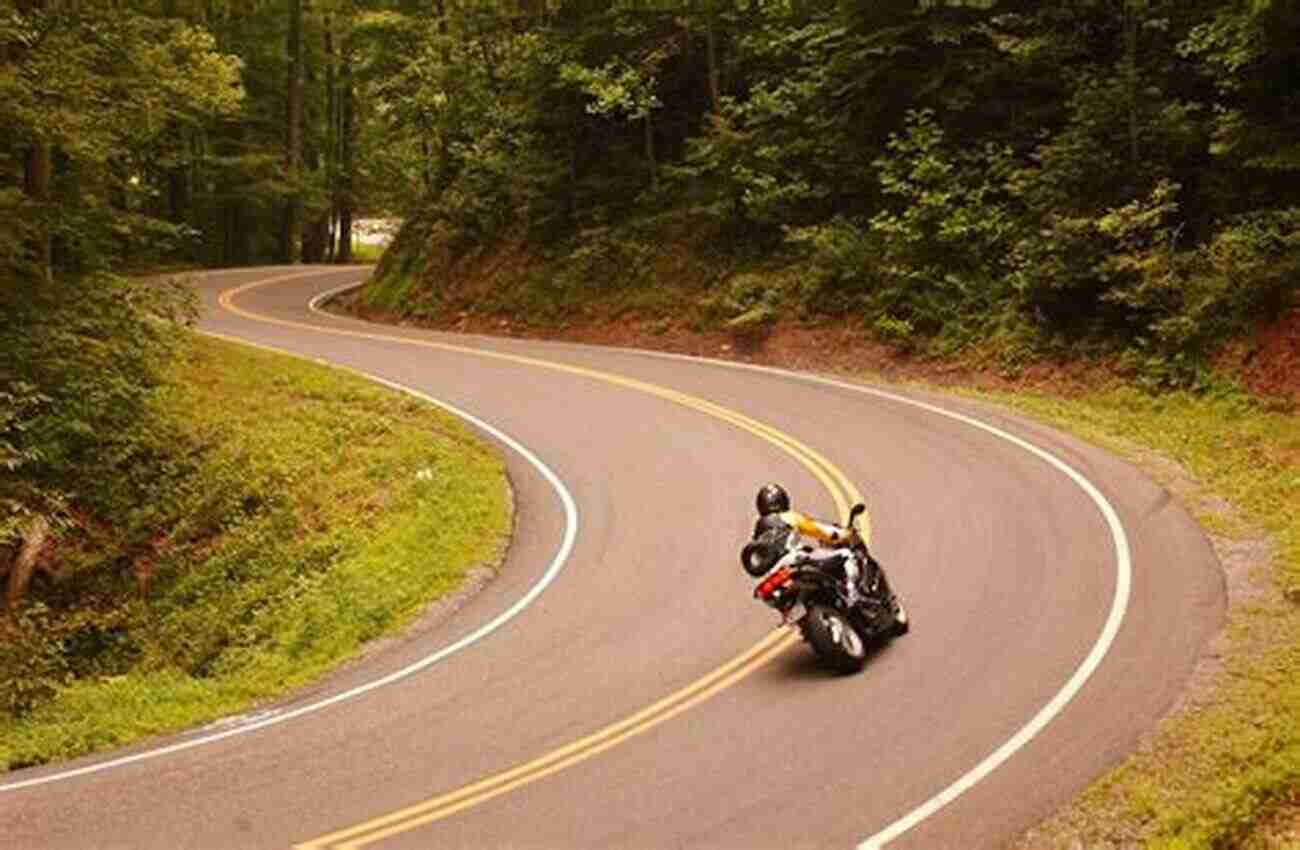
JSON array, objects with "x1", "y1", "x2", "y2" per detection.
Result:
[{"x1": 755, "y1": 483, "x2": 789, "y2": 516}]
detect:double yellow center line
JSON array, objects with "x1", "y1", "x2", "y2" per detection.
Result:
[
  {"x1": 214, "y1": 273, "x2": 864, "y2": 849},
  {"x1": 301, "y1": 627, "x2": 794, "y2": 849}
]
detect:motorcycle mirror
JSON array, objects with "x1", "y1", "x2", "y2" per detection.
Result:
[{"x1": 848, "y1": 503, "x2": 866, "y2": 523}]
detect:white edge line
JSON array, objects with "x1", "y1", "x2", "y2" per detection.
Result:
[
  {"x1": 845, "y1": 391, "x2": 1131, "y2": 848},
  {"x1": 309, "y1": 282, "x2": 1133, "y2": 849},
  {"x1": 0, "y1": 326, "x2": 579, "y2": 793}
]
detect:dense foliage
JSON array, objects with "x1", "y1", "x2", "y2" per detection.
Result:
[
  {"x1": 0, "y1": 0, "x2": 501, "y2": 718},
  {"x1": 1, "y1": 0, "x2": 389, "y2": 605},
  {"x1": 2, "y1": 0, "x2": 233, "y2": 604},
  {"x1": 363, "y1": 0, "x2": 1299, "y2": 385},
  {"x1": 7, "y1": 0, "x2": 1294, "y2": 370}
]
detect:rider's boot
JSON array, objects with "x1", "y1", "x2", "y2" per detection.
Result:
[
  {"x1": 868, "y1": 559, "x2": 894, "y2": 605},
  {"x1": 872, "y1": 567, "x2": 908, "y2": 634}
]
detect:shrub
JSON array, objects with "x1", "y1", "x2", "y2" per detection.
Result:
[
  {"x1": 0, "y1": 272, "x2": 195, "y2": 524},
  {"x1": 1010, "y1": 180, "x2": 1185, "y2": 341},
  {"x1": 1011, "y1": 184, "x2": 1300, "y2": 385},
  {"x1": 783, "y1": 217, "x2": 880, "y2": 316},
  {"x1": 560, "y1": 228, "x2": 655, "y2": 292},
  {"x1": 780, "y1": 112, "x2": 1026, "y2": 353},
  {"x1": 866, "y1": 110, "x2": 1025, "y2": 346},
  {"x1": 0, "y1": 383, "x2": 65, "y2": 548},
  {"x1": 0, "y1": 604, "x2": 69, "y2": 717},
  {"x1": 701, "y1": 273, "x2": 783, "y2": 326}
]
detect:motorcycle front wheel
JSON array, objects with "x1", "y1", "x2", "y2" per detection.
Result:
[{"x1": 801, "y1": 605, "x2": 867, "y2": 674}]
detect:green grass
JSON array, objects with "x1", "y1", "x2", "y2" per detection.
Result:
[
  {"x1": 0, "y1": 334, "x2": 510, "y2": 770},
  {"x1": 350, "y1": 239, "x2": 386, "y2": 263},
  {"x1": 963, "y1": 384, "x2": 1300, "y2": 850}
]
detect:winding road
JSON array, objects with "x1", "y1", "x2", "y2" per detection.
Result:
[{"x1": 1, "y1": 266, "x2": 1224, "y2": 849}]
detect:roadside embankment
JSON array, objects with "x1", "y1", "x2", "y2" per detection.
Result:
[
  {"x1": 1, "y1": 334, "x2": 511, "y2": 770},
  {"x1": 994, "y1": 388, "x2": 1299, "y2": 850}
]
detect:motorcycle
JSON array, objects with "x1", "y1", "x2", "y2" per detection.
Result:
[{"x1": 741, "y1": 503, "x2": 908, "y2": 674}]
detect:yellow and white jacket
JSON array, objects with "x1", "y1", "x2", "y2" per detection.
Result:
[{"x1": 775, "y1": 511, "x2": 849, "y2": 547}]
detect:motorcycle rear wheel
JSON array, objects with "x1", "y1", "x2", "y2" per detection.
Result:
[{"x1": 801, "y1": 605, "x2": 867, "y2": 674}]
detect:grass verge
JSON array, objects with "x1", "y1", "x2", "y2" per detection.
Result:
[
  {"x1": 966, "y1": 385, "x2": 1300, "y2": 850},
  {"x1": 350, "y1": 240, "x2": 386, "y2": 263},
  {"x1": 0, "y1": 334, "x2": 510, "y2": 770}
]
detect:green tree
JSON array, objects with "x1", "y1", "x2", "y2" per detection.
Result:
[
  {"x1": 0, "y1": 0, "x2": 242, "y2": 278},
  {"x1": 1, "y1": 0, "x2": 235, "y2": 605}
]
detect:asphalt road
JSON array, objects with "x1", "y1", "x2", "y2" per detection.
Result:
[{"x1": 1, "y1": 266, "x2": 1224, "y2": 850}]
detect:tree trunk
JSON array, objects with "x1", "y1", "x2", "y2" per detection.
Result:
[
  {"x1": 226, "y1": 199, "x2": 249, "y2": 266},
  {"x1": 336, "y1": 47, "x2": 355, "y2": 264},
  {"x1": 644, "y1": 113, "x2": 657, "y2": 189},
  {"x1": 23, "y1": 143, "x2": 52, "y2": 282},
  {"x1": 167, "y1": 124, "x2": 191, "y2": 230},
  {"x1": 222, "y1": 200, "x2": 235, "y2": 266},
  {"x1": 705, "y1": 0, "x2": 721, "y2": 114},
  {"x1": 325, "y1": 13, "x2": 337, "y2": 260},
  {"x1": 422, "y1": 137, "x2": 433, "y2": 194},
  {"x1": 432, "y1": 0, "x2": 452, "y2": 193},
  {"x1": 1125, "y1": 0, "x2": 1141, "y2": 184},
  {"x1": 13, "y1": 1, "x2": 50, "y2": 279},
  {"x1": 303, "y1": 215, "x2": 329, "y2": 263},
  {"x1": 282, "y1": 0, "x2": 305, "y2": 264},
  {"x1": 167, "y1": 169, "x2": 189, "y2": 225},
  {"x1": 5, "y1": 516, "x2": 50, "y2": 613},
  {"x1": 327, "y1": 210, "x2": 338, "y2": 263},
  {"x1": 568, "y1": 104, "x2": 580, "y2": 219},
  {"x1": 337, "y1": 207, "x2": 353, "y2": 263}
]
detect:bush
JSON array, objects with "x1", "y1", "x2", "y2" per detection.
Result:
[
  {"x1": 702, "y1": 273, "x2": 783, "y2": 324},
  {"x1": 560, "y1": 228, "x2": 655, "y2": 292},
  {"x1": 0, "y1": 335, "x2": 510, "y2": 767},
  {"x1": 1010, "y1": 180, "x2": 1185, "y2": 341},
  {"x1": 0, "y1": 383, "x2": 64, "y2": 547},
  {"x1": 1194, "y1": 208, "x2": 1300, "y2": 322},
  {"x1": 784, "y1": 217, "x2": 880, "y2": 316},
  {"x1": 1011, "y1": 184, "x2": 1300, "y2": 385},
  {"x1": 781, "y1": 112, "x2": 1026, "y2": 353},
  {"x1": 0, "y1": 272, "x2": 195, "y2": 529},
  {"x1": 866, "y1": 110, "x2": 1024, "y2": 347},
  {"x1": 0, "y1": 604, "x2": 69, "y2": 717}
]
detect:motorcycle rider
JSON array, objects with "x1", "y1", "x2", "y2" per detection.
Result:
[{"x1": 752, "y1": 482, "x2": 887, "y2": 607}]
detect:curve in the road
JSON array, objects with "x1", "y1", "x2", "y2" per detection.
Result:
[
  {"x1": 0, "y1": 315, "x2": 581, "y2": 794},
  {"x1": 299, "y1": 278, "x2": 1133, "y2": 847},
  {"x1": 1, "y1": 267, "x2": 1217, "y2": 850},
  {"x1": 0, "y1": 266, "x2": 860, "y2": 810},
  {"x1": 234, "y1": 273, "x2": 1135, "y2": 849}
]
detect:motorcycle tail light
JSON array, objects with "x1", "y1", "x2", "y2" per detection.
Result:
[{"x1": 754, "y1": 566, "x2": 793, "y2": 600}]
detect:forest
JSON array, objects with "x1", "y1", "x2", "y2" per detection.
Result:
[
  {"x1": 357, "y1": 0, "x2": 1300, "y2": 385},
  {"x1": 5, "y1": 1, "x2": 1297, "y2": 351}
]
